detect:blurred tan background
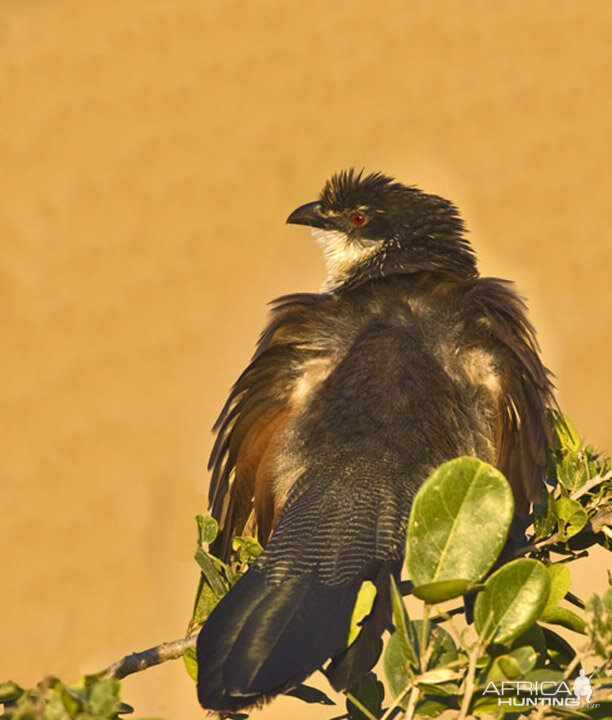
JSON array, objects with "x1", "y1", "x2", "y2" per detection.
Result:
[{"x1": 0, "y1": 1, "x2": 610, "y2": 718}]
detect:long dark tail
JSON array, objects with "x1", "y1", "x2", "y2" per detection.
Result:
[{"x1": 196, "y1": 560, "x2": 398, "y2": 712}]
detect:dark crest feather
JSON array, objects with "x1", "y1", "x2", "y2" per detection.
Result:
[{"x1": 319, "y1": 168, "x2": 418, "y2": 211}]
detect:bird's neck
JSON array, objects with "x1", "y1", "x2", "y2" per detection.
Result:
[{"x1": 331, "y1": 244, "x2": 478, "y2": 293}]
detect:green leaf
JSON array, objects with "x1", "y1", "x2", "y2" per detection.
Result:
[
  {"x1": 284, "y1": 683, "x2": 335, "y2": 705},
  {"x1": 474, "y1": 558, "x2": 550, "y2": 645},
  {"x1": 534, "y1": 490, "x2": 557, "y2": 538},
  {"x1": 539, "y1": 565, "x2": 586, "y2": 636},
  {"x1": 557, "y1": 451, "x2": 590, "y2": 492},
  {"x1": 0, "y1": 679, "x2": 129, "y2": 720},
  {"x1": 232, "y1": 536, "x2": 263, "y2": 563},
  {"x1": 555, "y1": 498, "x2": 588, "y2": 540},
  {"x1": 542, "y1": 563, "x2": 587, "y2": 636},
  {"x1": 194, "y1": 548, "x2": 228, "y2": 597},
  {"x1": 86, "y1": 679, "x2": 123, "y2": 717},
  {"x1": 545, "y1": 564, "x2": 571, "y2": 608},
  {"x1": 415, "y1": 697, "x2": 459, "y2": 717},
  {"x1": 406, "y1": 458, "x2": 513, "y2": 595},
  {"x1": 540, "y1": 605, "x2": 586, "y2": 634},
  {"x1": 61, "y1": 687, "x2": 84, "y2": 717},
  {"x1": 183, "y1": 646, "x2": 198, "y2": 682},
  {"x1": 418, "y1": 668, "x2": 462, "y2": 687},
  {"x1": 196, "y1": 514, "x2": 219, "y2": 545},
  {"x1": 551, "y1": 411, "x2": 582, "y2": 452},
  {"x1": 542, "y1": 626, "x2": 576, "y2": 667},
  {"x1": 384, "y1": 617, "x2": 457, "y2": 707},
  {"x1": 471, "y1": 694, "x2": 505, "y2": 718},
  {"x1": 603, "y1": 585, "x2": 612, "y2": 612},
  {"x1": 490, "y1": 646, "x2": 537, "y2": 681},
  {"x1": 346, "y1": 673, "x2": 384, "y2": 720},
  {"x1": 45, "y1": 689, "x2": 73, "y2": 720},
  {"x1": 347, "y1": 581, "x2": 377, "y2": 645},
  {"x1": 0, "y1": 681, "x2": 22, "y2": 703},
  {"x1": 389, "y1": 576, "x2": 417, "y2": 668},
  {"x1": 522, "y1": 668, "x2": 566, "y2": 683},
  {"x1": 411, "y1": 579, "x2": 476, "y2": 604},
  {"x1": 550, "y1": 412, "x2": 593, "y2": 493},
  {"x1": 383, "y1": 632, "x2": 412, "y2": 708},
  {"x1": 418, "y1": 621, "x2": 458, "y2": 669},
  {"x1": 191, "y1": 578, "x2": 222, "y2": 625},
  {"x1": 510, "y1": 623, "x2": 547, "y2": 661}
]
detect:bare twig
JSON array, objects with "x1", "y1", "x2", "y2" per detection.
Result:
[
  {"x1": 458, "y1": 644, "x2": 480, "y2": 720},
  {"x1": 565, "y1": 590, "x2": 586, "y2": 610},
  {"x1": 403, "y1": 686, "x2": 421, "y2": 720},
  {"x1": 571, "y1": 471, "x2": 612, "y2": 501},
  {"x1": 378, "y1": 681, "x2": 412, "y2": 720},
  {"x1": 89, "y1": 633, "x2": 199, "y2": 681},
  {"x1": 429, "y1": 605, "x2": 464, "y2": 625}
]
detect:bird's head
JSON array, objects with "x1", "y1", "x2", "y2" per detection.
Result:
[{"x1": 286, "y1": 169, "x2": 477, "y2": 290}]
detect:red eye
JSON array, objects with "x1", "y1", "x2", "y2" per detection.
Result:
[{"x1": 350, "y1": 212, "x2": 366, "y2": 227}]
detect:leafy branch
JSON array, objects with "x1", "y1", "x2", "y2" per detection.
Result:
[{"x1": 2, "y1": 414, "x2": 611, "y2": 720}]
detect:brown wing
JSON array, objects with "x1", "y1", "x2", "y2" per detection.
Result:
[
  {"x1": 208, "y1": 293, "x2": 327, "y2": 559},
  {"x1": 471, "y1": 278, "x2": 556, "y2": 520}
]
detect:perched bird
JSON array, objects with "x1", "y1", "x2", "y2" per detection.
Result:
[{"x1": 196, "y1": 170, "x2": 555, "y2": 712}]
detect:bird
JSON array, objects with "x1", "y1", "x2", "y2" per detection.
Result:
[{"x1": 196, "y1": 169, "x2": 555, "y2": 712}]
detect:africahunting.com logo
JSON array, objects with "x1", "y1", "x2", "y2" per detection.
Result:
[{"x1": 482, "y1": 667, "x2": 599, "y2": 709}]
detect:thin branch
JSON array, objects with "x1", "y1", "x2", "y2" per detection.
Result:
[
  {"x1": 397, "y1": 580, "x2": 414, "y2": 596},
  {"x1": 565, "y1": 590, "x2": 586, "y2": 610},
  {"x1": 344, "y1": 692, "x2": 378, "y2": 720},
  {"x1": 562, "y1": 650, "x2": 582, "y2": 683},
  {"x1": 378, "y1": 677, "x2": 414, "y2": 720},
  {"x1": 403, "y1": 686, "x2": 421, "y2": 720},
  {"x1": 571, "y1": 471, "x2": 612, "y2": 501},
  {"x1": 429, "y1": 605, "x2": 464, "y2": 625},
  {"x1": 89, "y1": 633, "x2": 199, "y2": 681},
  {"x1": 457, "y1": 644, "x2": 480, "y2": 720}
]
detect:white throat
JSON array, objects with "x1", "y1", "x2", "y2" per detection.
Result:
[{"x1": 311, "y1": 228, "x2": 379, "y2": 290}]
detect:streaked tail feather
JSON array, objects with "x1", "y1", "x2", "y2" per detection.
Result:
[{"x1": 196, "y1": 562, "x2": 394, "y2": 712}]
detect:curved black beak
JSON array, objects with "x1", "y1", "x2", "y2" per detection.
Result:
[{"x1": 286, "y1": 201, "x2": 328, "y2": 229}]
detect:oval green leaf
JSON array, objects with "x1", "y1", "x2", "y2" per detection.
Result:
[
  {"x1": 550, "y1": 411, "x2": 582, "y2": 452},
  {"x1": 346, "y1": 673, "x2": 384, "y2": 720},
  {"x1": 542, "y1": 626, "x2": 576, "y2": 666},
  {"x1": 544, "y1": 564, "x2": 571, "y2": 609},
  {"x1": 554, "y1": 498, "x2": 588, "y2": 540},
  {"x1": 496, "y1": 646, "x2": 537, "y2": 680},
  {"x1": 284, "y1": 684, "x2": 335, "y2": 705},
  {"x1": 183, "y1": 646, "x2": 198, "y2": 682},
  {"x1": 383, "y1": 618, "x2": 457, "y2": 703},
  {"x1": 411, "y1": 578, "x2": 474, "y2": 603},
  {"x1": 0, "y1": 681, "x2": 23, "y2": 703},
  {"x1": 383, "y1": 632, "x2": 412, "y2": 708},
  {"x1": 196, "y1": 514, "x2": 219, "y2": 545},
  {"x1": 406, "y1": 457, "x2": 514, "y2": 593},
  {"x1": 232, "y1": 535, "x2": 264, "y2": 562},
  {"x1": 474, "y1": 558, "x2": 550, "y2": 645},
  {"x1": 510, "y1": 623, "x2": 547, "y2": 658},
  {"x1": 540, "y1": 605, "x2": 586, "y2": 634}
]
